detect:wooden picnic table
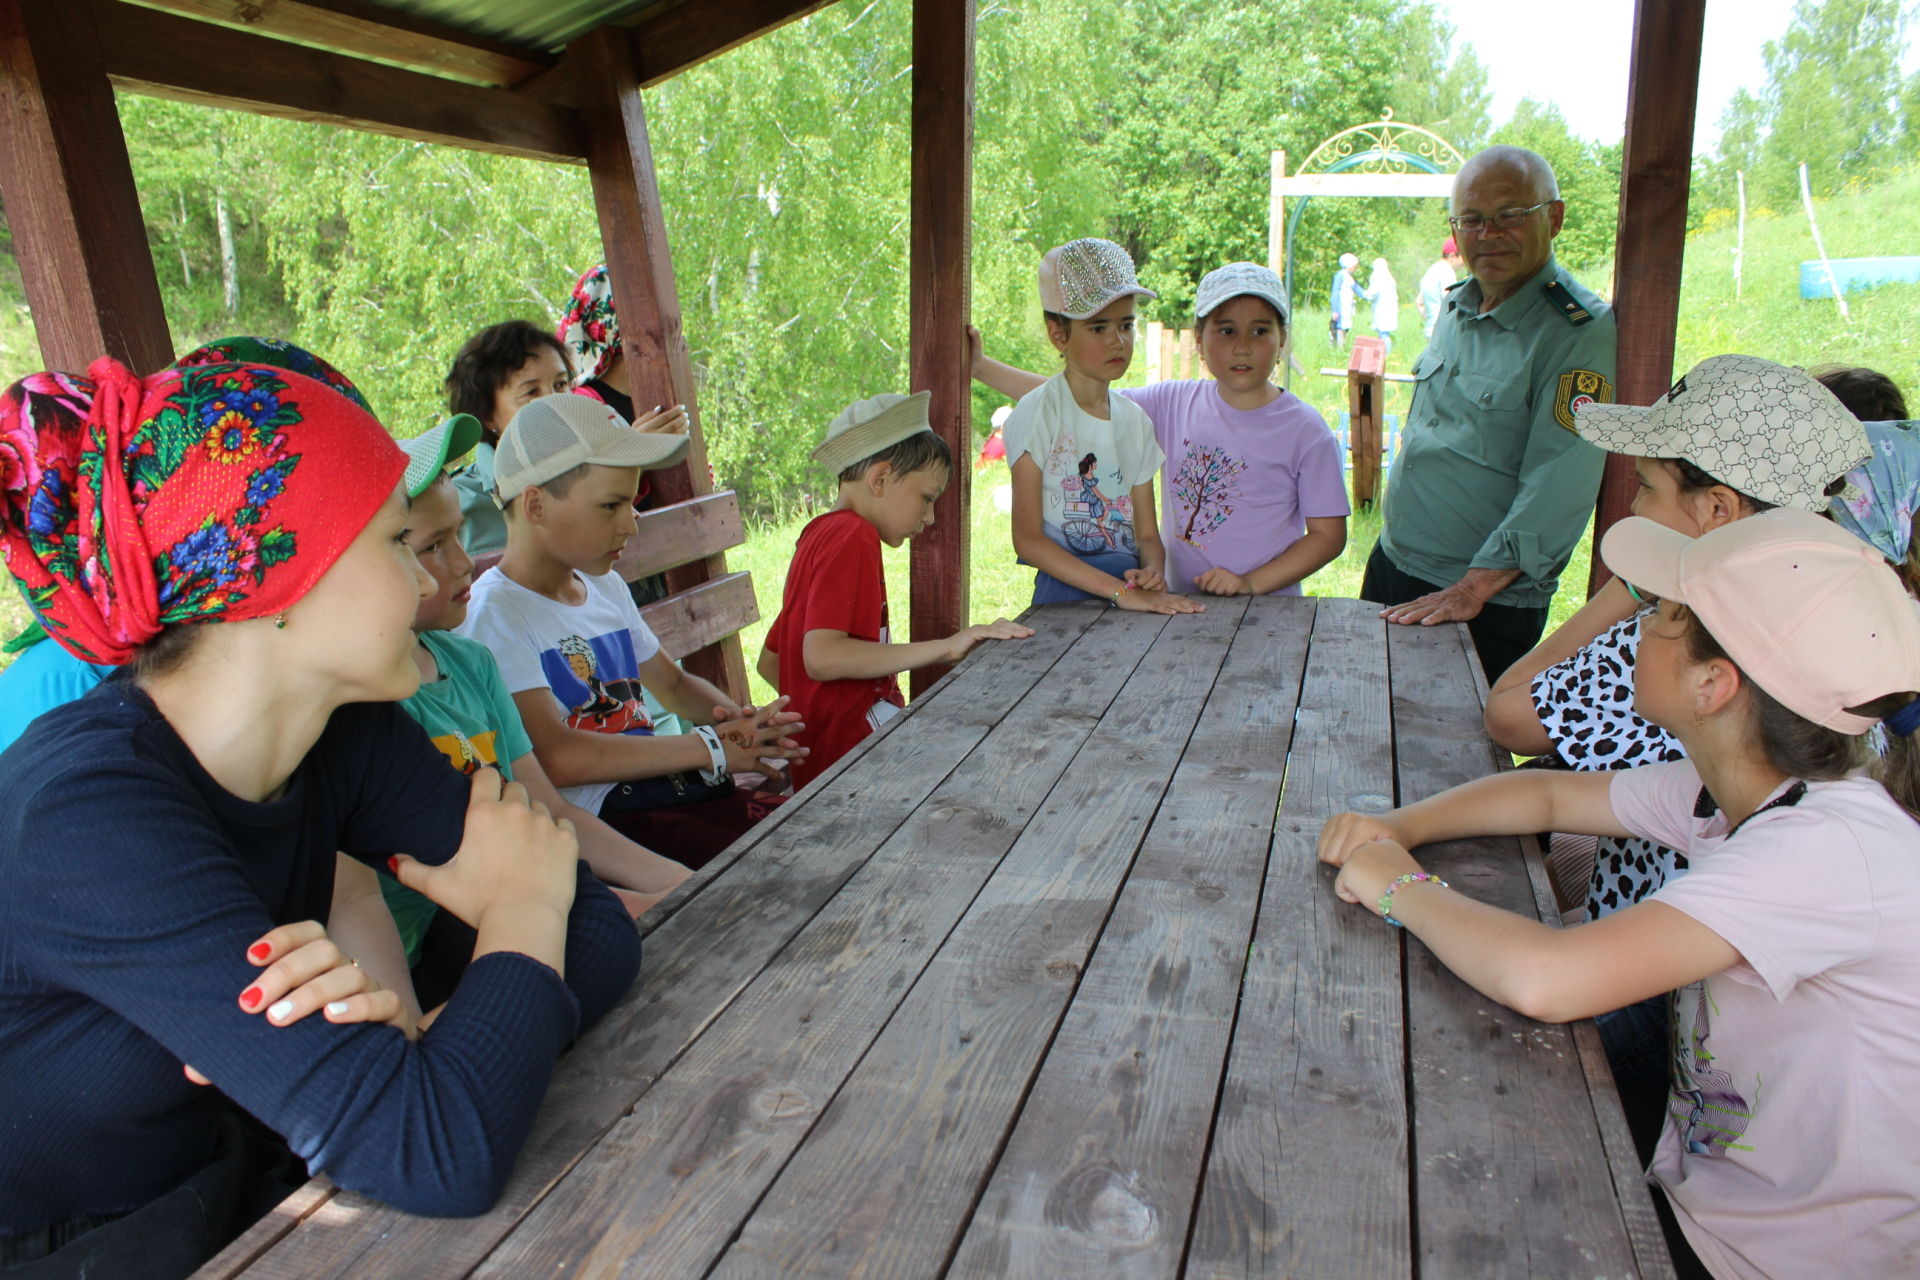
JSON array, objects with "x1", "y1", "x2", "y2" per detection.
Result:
[{"x1": 203, "y1": 596, "x2": 1673, "y2": 1279}]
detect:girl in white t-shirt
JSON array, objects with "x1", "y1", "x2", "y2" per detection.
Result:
[{"x1": 1320, "y1": 508, "x2": 1920, "y2": 1280}]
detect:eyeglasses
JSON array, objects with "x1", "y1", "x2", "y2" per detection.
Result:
[{"x1": 1446, "y1": 201, "x2": 1554, "y2": 235}]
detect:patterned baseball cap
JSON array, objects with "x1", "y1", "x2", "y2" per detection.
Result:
[
  {"x1": 1575, "y1": 354, "x2": 1871, "y2": 511},
  {"x1": 1038, "y1": 238, "x2": 1157, "y2": 320},
  {"x1": 1194, "y1": 262, "x2": 1288, "y2": 325}
]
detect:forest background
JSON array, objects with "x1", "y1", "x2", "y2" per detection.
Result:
[{"x1": 1, "y1": 0, "x2": 1917, "y2": 685}]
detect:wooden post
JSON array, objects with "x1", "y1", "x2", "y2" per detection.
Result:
[
  {"x1": 571, "y1": 24, "x2": 749, "y2": 700},
  {"x1": 1347, "y1": 335, "x2": 1386, "y2": 507},
  {"x1": 1268, "y1": 149, "x2": 1286, "y2": 275},
  {"x1": 907, "y1": 0, "x2": 975, "y2": 696},
  {"x1": 1590, "y1": 0, "x2": 1706, "y2": 593},
  {"x1": 0, "y1": 0, "x2": 172, "y2": 374}
]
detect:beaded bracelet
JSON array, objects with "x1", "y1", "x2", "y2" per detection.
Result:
[
  {"x1": 1110, "y1": 581, "x2": 1137, "y2": 604},
  {"x1": 1377, "y1": 871, "x2": 1449, "y2": 928}
]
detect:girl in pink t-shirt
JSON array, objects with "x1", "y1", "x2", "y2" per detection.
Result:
[
  {"x1": 971, "y1": 261, "x2": 1350, "y2": 597},
  {"x1": 1319, "y1": 508, "x2": 1920, "y2": 1280}
]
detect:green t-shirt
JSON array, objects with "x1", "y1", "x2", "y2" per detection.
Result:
[{"x1": 385, "y1": 630, "x2": 536, "y2": 963}]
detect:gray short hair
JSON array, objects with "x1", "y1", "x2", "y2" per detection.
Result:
[{"x1": 1455, "y1": 145, "x2": 1561, "y2": 205}]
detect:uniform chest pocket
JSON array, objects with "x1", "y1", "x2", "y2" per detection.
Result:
[
  {"x1": 1407, "y1": 352, "x2": 1444, "y2": 425},
  {"x1": 1454, "y1": 369, "x2": 1531, "y2": 469}
]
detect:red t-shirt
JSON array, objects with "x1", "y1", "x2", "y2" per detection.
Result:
[{"x1": 766, "y1": 509, "x2": 905, "y2": 789}]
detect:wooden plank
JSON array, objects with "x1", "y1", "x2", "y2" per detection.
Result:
[
  {"x1": 227, "y1": 609, "x2": 1101, "y2": 1279},
  {"x1": 611, "y1": 490, "x2": 746, "y2": 581},
  {"x1": 95, "y1": 0, "x2": 587, "y2": 163},
  {"x1": 636, "y1": 570, "x2": 758, "y2": 662},
  {"x1": 625, "y1": 0, "x2": 839, "y2": 89},
  {"x1": 1388, "y1": 621, "x2": 1668, "y2": 1278},
  {"x1": 467, "y1": 606, "x2": 1180, "y2": 1278},
  {"x1": 905, "y1": 0, "x2": 977, "y2": 697},
  {"x1": 574, "y1": 22, "x2": 748, "y2": 701},
  {"x1": 0, "y1": 0, "x2": 174, "y2": 374},
  {"x1": 190, "y1": 1180, "x2": 336, "y2": 1280},
  {"x1": 945, "y1": 595, "x2": 1314, "y2": 1278},
  {"x1": 1186, "y1": 597, "x2": 1410, "y2": 1279},
  {"x1": 703, "y1": 605, "x2": 1240, "y2": 1279},
  {"x1": 122, "y1": 0, "x2": 555, "y2": 87},
  {"x1": 1591, "y1": 0, "x2": 1707, "y2": 592}
]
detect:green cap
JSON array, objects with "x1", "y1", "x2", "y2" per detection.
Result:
[{"x1": 400, "y1": 414, "x2": 482, "y2": 497}]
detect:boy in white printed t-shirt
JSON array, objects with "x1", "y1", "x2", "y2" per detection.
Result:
[
  {"x1": 1003, "y1": 237, "x2": 1203, "y2": 615},
  {"x1": 457, "y1": 394, "x2": 805, "y2": 869}
]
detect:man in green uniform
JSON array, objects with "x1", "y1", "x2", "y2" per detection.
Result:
[{"x1": 1362, "y1": 145, "x2": 1615, "y2": 681}]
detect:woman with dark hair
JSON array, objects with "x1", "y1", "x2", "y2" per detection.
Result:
[{"x1": 0, "y1": 354, "x2": 639, "y2": 1277}]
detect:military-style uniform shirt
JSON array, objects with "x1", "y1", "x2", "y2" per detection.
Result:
[{"x1": 1379, "y1": 257, "x2": 1615, "y2": 608}]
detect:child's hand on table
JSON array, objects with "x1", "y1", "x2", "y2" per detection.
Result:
[
  {"x1": 1115, "y1": 586, "x2": 1205, "y2": 615},
  {"x1": 1194, "y1": 568, "x2": 1251, "y2": 596},
  {"x1": 1124, "y1": 566, "x2": 1167, "y2": 593},
  {"x1": 711, "y1": 697, "x2": 809, "y2": 774},
  {"x1": 184, "y1": 921, "x2": 418, "y2": 1084},
  {"x1": 946, "y1": 617, "x2": 1035, "y2": 662},
  {"x1": 1324, "y1": 838, "x2": 1424, "y2": 918}
]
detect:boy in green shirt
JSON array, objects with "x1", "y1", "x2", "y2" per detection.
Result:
[{"x1": 386, "y1": 416, "x2": 690, "y2": 974}]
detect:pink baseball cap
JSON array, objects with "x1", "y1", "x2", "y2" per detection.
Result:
[
  {"x1": 1038, "y1": 238, "x2": 1157, "y2": 320},
  {"x1": 1442, "y1": 236, "x2": 1459, "y2": 256},
  {"x1": 1601, "y1": 508, "x2": 1920, "y2": 734}
]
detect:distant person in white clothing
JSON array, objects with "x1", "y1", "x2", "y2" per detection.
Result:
[{"x1": 1418, "y1": 237, "x2": 1464, "y2": 338}]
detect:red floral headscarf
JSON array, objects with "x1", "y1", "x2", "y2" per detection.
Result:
[
  {"x1": 0, "y1": 356, "x2": 404, "y2": 665},
  {"x1": 557, "y1": 264, "x2": 620, "y2": 383}
]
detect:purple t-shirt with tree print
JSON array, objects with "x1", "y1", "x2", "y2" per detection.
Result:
[{"x1": 1124, "y1": 380, "x2": 1350, "y2": 595}]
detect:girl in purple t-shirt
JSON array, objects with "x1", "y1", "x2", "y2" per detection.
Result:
[{"x1": 972, "y1": 262, "x2": 1350, "y2": 597}]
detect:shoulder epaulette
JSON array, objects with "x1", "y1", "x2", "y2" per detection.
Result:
[{"x1": 1542, "y1": 279, "x2": 1593, "y2": 326}]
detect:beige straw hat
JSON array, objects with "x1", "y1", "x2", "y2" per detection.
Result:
[{"x1": 811, "y1": 391, "x2": 933, "y2": 475}]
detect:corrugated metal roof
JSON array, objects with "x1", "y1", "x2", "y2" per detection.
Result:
[{"x1": 357, "y1": 0, "x2": 673, "y2": 53}]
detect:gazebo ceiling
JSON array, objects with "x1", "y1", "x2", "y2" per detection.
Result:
[{"x1": 354, "y1": 0, "x2": 669, "y2": 51}]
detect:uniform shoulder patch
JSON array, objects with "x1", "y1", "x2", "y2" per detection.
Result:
[
  {"x1": 1542, "y1": 280, "x2": 1593, "y2": 326},
  {"x1": 1554, "y1": 369, "x2": 1613, "y2": 431}
]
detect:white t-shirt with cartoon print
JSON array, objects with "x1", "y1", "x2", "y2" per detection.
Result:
[
  {"x1": 1610, "y1": 759, "x2": 1920, "y2": 1280},
  {"x1": 456, "y1": 566, "x2": 662, "y2": 813},
  {"x1": 1003, "y1": 371, "x2": 1163, "y2": 560}
]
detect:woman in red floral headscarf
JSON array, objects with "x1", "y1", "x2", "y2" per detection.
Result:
[{"x1": 0, "y1": 355, "x2": 640, "y2": 1278}]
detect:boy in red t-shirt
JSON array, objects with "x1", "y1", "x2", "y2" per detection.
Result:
[{"x1": 761, "y1": 392, "x2": 1032, "y2": 788}]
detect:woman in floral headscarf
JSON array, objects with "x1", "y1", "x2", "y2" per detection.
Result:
[{"x1": 0, "y1": 353, "x2": 639, "y2": 1277}]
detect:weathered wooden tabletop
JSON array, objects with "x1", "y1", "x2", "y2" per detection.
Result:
[{"x1": 204, "y1": 596, "x2": 1672, "y2": 1279}]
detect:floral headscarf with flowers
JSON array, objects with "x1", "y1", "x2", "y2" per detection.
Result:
[
  {"x1": 557, "y1": 264, "x2": 620, "y2": 383},
  {"x1": 174, "y1": 335, "x2": 373, "y2": 415},
  {"x1": 1831, "y1": 420, "x2": 1920, "y2": 565},
  {"x1": 0, "y1": 355, "x2": 404, "y2": 665}
]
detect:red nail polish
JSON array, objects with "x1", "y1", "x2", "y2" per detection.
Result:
[
  {"x1": 248, "y1": 942, "x2": 272, "y2": 962},
  {"x1": 239, "y1": 986, "x2": 264, "y2": 1010},
  {"x1": 387, "y1": 856, "x2": 400, "y2": 874}
]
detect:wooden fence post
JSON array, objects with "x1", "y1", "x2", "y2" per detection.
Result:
[
  {"x1": 1592, "y1": 0, "x2": 1706, "y2": 592},
  {"x1": 572, "y1": 24, "x2": 749, "y2": 700},
  {"x1": 0, "y1": 0, "x2": 173, "y2": 374},
  {"x1": 907, "y1": 0, "x2": 975, "y2": 696}
]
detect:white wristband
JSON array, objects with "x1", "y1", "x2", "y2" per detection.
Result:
[{"x1": 693, "y1": 724, "x2": 730, "y2": 783}]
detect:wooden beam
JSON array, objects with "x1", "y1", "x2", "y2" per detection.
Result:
[
  {"x1": 906, "y1": 0, "x2": 975, "y2": 697},
  {"x1": 611, "y1": 491, "x2": 747, "y2": 582},
  {"x1": 637, "y1": 572, "x2": 760, "y2": 667},
  {"x1": 122, "y1": 0, "x2": 554, "y2": 87},
  {"x1": 94, "y1": 1, "x2": 587, "y2": 163},
  {"x1": 1591, "y1": 0, "x2": 1706, "y2": 592},
  {"x1": 0, "y1": 0, "x2": 173, "y2": 374},
  {"x1": 574, "y1": 22, "x2": 750, "y2": 701},
  {"x1": 626, "y1": 0, "x2": 839, "y2": 89}
]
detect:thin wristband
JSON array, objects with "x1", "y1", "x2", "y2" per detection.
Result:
[
  {"x1": 1377, "y1": 871, "x2": 1450, "y2": 927},
  {"x1": 693, "y1": 724, "x2": 729, "y2": 783},
  {"x1": 1110, "y1": 580, "x2": 1137, "y2": 604}
]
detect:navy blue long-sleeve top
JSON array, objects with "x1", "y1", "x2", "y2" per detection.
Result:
[{"x1": 0, "y1": 679, "x2": 641, "y2": 1236}]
